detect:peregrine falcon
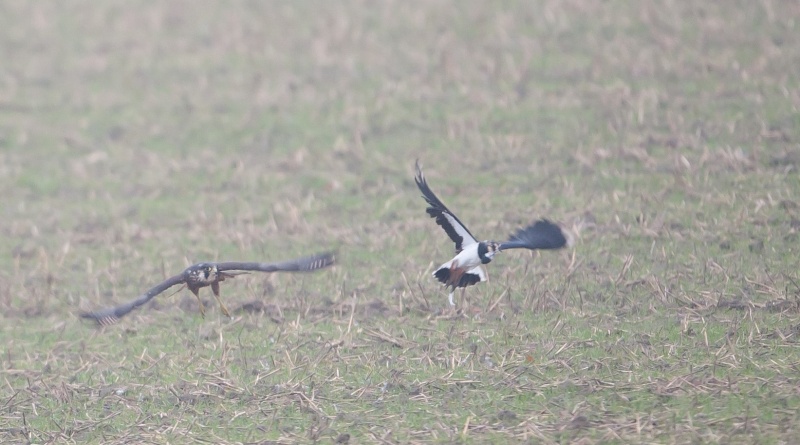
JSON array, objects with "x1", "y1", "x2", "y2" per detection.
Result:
[{"x1": 81, "y1": 252, "x2": 334, "y2": 325}]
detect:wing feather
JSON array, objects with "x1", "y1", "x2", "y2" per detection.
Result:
[
  {"x1": 216, "y1": 252, "x2": 335, "y2": 273},
  {"x1": 79, "y1": 273, "x2": 186, "y2": 326},
  {"x1": 498, "y1": 219, "x2": 568, "y2": 251},
  {"x1": 414, "y1": 161, "x2": 478, "y2": 252}
]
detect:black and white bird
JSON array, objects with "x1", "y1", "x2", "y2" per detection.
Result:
[
  {"x1": 414, "y1": 161, "x2": 570, "y2": 306},
  {"x1": 80, "y1": 252, "x2": 334, "y2": 325}
]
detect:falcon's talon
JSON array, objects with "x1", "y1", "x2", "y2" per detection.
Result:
[{"x1": 211, "y1": 282, "x2": 232, "y2": 318}]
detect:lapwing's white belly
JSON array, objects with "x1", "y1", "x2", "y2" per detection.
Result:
[{"x1": 438, "y1": 242, "x2": 482, "y2": 271}]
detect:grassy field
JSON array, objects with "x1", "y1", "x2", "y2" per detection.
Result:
[{"x1": 1, "y1": 1, "x2": 799, "y2": 443}]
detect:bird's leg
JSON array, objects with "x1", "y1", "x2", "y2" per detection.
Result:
[
  {"x1": 211, "y1": 282, "x2": 231, "y2": 318},
  {"x1": 448, "y1": 290, "x2": 456, "y2": 306},
  {"x1": 189, "y1": 286, "x2": 206, "y2": 317}
]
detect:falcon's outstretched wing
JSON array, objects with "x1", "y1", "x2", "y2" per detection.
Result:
[
  {"x1": 216, "y1": 251, "x2": 335, "y2": 273},
  {"x1": 498, "y1": 219, "x2": 568, "y2": 251},
  {"x1": 80, "y1": 273, "x2": 186, "y2": 326},
  {"x1": 414, "y1": 161, "x2": 478, "y2": 252}
]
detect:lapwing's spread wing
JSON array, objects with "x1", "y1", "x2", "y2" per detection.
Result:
[
  {"x1": 414, "y1": 161, "x2": 478, "y2": 252},
  {"x1": 215, "y1": 251, "x2": 335, "y2": 273},
  {"x1": 498, "y1": 219, "x2": 568, "y2": 251},
  {"x1": 80, "y1": 272, "x2": 186, "y2": 326}
]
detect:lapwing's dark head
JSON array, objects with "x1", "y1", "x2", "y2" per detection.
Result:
[
  {"x1": 186, "y1": 263, "x2": 218, "y2": 285},
  {"x1": 478, "y1": 242, "x2": 499, "y2": 264}
]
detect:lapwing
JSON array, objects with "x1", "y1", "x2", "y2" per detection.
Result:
[{"x1": 415, "y1": 161, "x2": 570, "y2": 306}]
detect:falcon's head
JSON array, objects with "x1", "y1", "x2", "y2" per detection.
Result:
[{"x1": 185, "y1": 263, "x2": 219, "y2": 285}]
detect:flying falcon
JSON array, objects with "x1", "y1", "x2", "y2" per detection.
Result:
[
  {"x1": 414, "y1": 161, "x2": 570, "y2": 306},
  {"x1": 80, "y1": 252, "x2": 334, "y2": 325}
]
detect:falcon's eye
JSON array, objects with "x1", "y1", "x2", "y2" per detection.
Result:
[{"x1": 205, "y1": 266, "x2": 212, "y2": 272}]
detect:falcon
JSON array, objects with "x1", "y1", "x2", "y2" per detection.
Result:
[
  {"x1": 80, "y1": 252, "x2": 334, "y2": 325},
  {"x1": 415, "y1": 161, "x2": 570, "y2": 306}
]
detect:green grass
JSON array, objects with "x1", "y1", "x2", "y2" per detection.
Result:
[{"x1": 1, "y1": 0, "x2": 800, "y2": 443}]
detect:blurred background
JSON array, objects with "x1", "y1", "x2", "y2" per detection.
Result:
[{"x1": 0, "y1": 1, "x2": 798, "y2": 442}]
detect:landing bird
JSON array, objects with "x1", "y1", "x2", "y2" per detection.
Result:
[
  {"x1": 80, "y1": 252, "x2": 335, "y2": 326},
  {"x1": 415, "y1": 162, "x2": 570, "y2": 306}
]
